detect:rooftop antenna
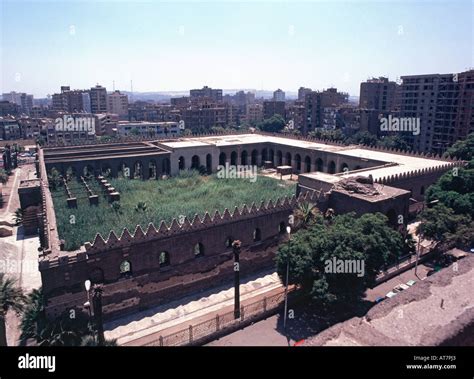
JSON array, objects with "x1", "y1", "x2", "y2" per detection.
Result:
[{"x1": 113, "y1": 80, "x2": 115, "y2": 91}]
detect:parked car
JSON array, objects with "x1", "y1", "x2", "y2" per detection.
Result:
[
  {"x1": 385, "y1": 291, "x2": 397, "y2": 298},
  {"x1": 406, "y1": 280, "x2": 416, "y2": 287}
]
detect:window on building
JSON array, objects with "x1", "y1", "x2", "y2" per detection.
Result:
[
  {"x1": 120, "y1": 260, "x2": 131, "y2": 275},
  {"x1": 253, "y1": 228, "x2": 262, "y2": 242},
  {"x1": 194, "y1": 243, "x2": 204, "y2": 257},
  {"x1": 159, "y1": 251, "x2": 170, "y2": 267}
]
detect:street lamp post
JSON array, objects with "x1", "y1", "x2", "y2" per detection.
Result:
[
  {"x1": 232, "y1": 240, "x2": 242, "y2": 320},
  {"x1": 92, "y1": 284, "x2": 105, "y2": 346},
  {"x1": 415, "y1": 199, "x2": 439, "y2": 276},
  {"x1": 84, "y1": 280, "x2": 92, "y2": 318},
  {"x1": 283, "y1": 226, "x2": 291, "y2": 329}
]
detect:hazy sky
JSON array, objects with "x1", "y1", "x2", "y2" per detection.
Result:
[{"x1": 1, "y1": 0, "x2": 472, "y2": 98}]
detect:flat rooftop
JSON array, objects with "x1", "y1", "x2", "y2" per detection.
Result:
[{"x1": 162, "y1": 133, "x2": 452, "y2": 180}]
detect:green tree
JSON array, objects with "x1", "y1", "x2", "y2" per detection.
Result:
[
  {"x1": 257, "y1": 114, "x2": 286, "y2": 133},
  {"x1": 444, "y1": 133, "x2": 474, "y2": 161},
  {"x1": 276, "y1": 213, "x2": 405, "y2": 308},
  {"x1": 47, "y1": 168, "x2": 62, "y2": 190},
  {"x1": 293, "y1": 202, "x2": 319, "y2": 229},
  {"x1": 80, "y1": 335, "x2": 117, "y2": 346},
  {"x1": 378, "y1": 135, "x2": 411, "y2": 151},
  {"x1": 417, "y1": 204, "x2": 473, "y2": 249},
  {"x1": 0, "y1": 274, "x2": 25, "y2": 346},
  {"x1": 348, "y1": 131, "x2": 379, "y2": 146},
  {"x1": 20, "y1": 288, "x2": 46, "y2": 344},
  {"x1": 36, "y1": 311, "x2": 91, "y2": 346}
]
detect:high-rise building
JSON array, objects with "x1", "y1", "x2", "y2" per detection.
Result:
[
  {"x1": 90, "y1": 85, "x2": 108, "y2": 114},
  {"x1": 243, "y1": 103, "x2": 263, "y2": 125},
  {"x1": 304, "y1": 92, "x2": 322, "y2": 134},
  {"x1": 320, "y1": 88, "x2": 349, "y2": 108},
  {"x1": 398, "y1": 70, "x2": 474, "y2": 154},
  {"x1": 107, "y1": 90, "x2": 129, "y2": 118},
  {"x1": 298, "y1": 87, "x2": 312, "y2": 101},
  {"x1": 359, "y1": 77, "x2": 397, "y2": 112},
  {"x1": 286, "y1": 101, "x2": 305, "y2": 130},
  {"x1": 182, "y1": 102, "x2": 227, "y2": 132},
  {"x1": 273, "y1": 89, "x2": 285, "y2": 102},
  {"x1": 263, "y1": 100, "x2": 285, "y2": 119},
  {"x1": 190, "y1": 86, "x2": 223, "y2": 102},
  {"x1": 2, "y1": 91, "x2": 34, "y2": 115},
  {"x1": 0, "y1": 101, "x2": 20, "y2": 117},
  {"x1": 52, "y1": 87, "x2": 89, "y2": 113}
]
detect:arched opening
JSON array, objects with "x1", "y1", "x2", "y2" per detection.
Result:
[
  {"x1": 118, "y1": 162, "x2": 130, "y2": 178},
  {"x1": 191, "y1": 155, "x2": 200, "y2": 170},
  {"x1": 328, "y1": 161, "x2": 336, "y2": 174},
  {"x1": 304, "y1": 156, "x2": 311, "y2": 173},
  {"x1": 253, "y1": 228, "x2": 262, "y2": 242},
  {"x1": 133, "y1": 161, "x2": 143, "y2": 179},
  {"x1": 149, "y1": 160, "x2": 157, "y2": 179},
  {"x1": 269, "y1": 149, "x2": 275, "y2": 164},
  {"x1": 420, "y1": 186, "x2": 425, "y2": 195},
  {"x1": 386, "y1": 209, "x2": 398, "y2": 227},
  {"x1": 159, "y1": 251, "x2": 170, "y2": 267},
  {"x1": 340, "y1": 162, "x2": 349, "y2": 173},
  {"x1": 316, "y1": 158, "x2": 324, "y2": 172},
  {"x1": 120, "y1": 260, "x2": 132, "y2": 276},
  {"x1": 295, "y1": 154, "x2": 301, "y2": 172},
  {"x1": 277, "y1": 151, "x2": 283, "y2": 166},
  {"x1": 193, "y1": 242, "x2": 204, "y2": 257},
  {"x1": 178, "y1": 156, "x2": 185, "y2": 170},
  {"x1": 241, "y1": 150, "x2": 248, "y2": 165},
  {"x1": 230, "y1": 151, "x2": 237, "y2": 166},
  {"x1": 89, "y1": 267, "x2": 104, "y2": 284},
  {"x1": 206, "y1": 154, "x2": 212, "y2": 174},
  {"x1": 262, "y1": 148, "x2": 268, "y2": 163},
  {"x1": 162, "y1": 158, "x2": 171, "y2": 175},
  {"x1": 225, "y1": 237, "x2": 234, "y2": 249},
  {"x1": 251, "y1": 149, "x2": 258, "y2": 166},
  {"x1": 219, "y1": 152, "x2": 227, "y2": 166},
  {"x1": 278, "y1": 221, "x2": 286, "y2": 234}
]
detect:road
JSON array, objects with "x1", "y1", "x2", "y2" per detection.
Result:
[{"x1": 207, "y1": 263, "x2": 432, "y2": 346}]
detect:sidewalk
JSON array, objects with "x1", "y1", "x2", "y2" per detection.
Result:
[{"x1": 104, "y1": 271, "x2": 286, "y2": 346}]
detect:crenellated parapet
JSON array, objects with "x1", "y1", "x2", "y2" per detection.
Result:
[
  {"x1": 373, "y1": 161, "x2": 463, "y2": 185},
  {"x1": 83, "y1": 191, "x2": 318, "y2": 254},
  {"x1": 43, "y1": 129, "x2": 249, "y2": 148}
]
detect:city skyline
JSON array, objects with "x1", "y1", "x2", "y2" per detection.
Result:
[{"x1": 2, "y1": 0, "x2": 472, "y2": 98}]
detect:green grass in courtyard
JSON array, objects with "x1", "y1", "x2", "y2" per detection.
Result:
[{"x1": 51, "y1": 170, "x2": 296, "y2": 251}]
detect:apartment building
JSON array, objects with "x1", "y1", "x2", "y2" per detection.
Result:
[
  {"x1": 107, "y1": 90, "x2": 129, "y2": 119},
  {"x1": 398, "y1": 70, "x2": 474, "y2": 154}
]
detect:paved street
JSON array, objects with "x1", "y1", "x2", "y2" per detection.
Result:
[
  {"x1": 0, "y1": 165, "x2": 42, "y2": 346},
  {"x1": 207, "y1": 263, "x2": 432, "y2": 346}
]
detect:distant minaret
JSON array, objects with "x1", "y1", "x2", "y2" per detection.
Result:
[
  {"x1": 130, "y1": 80, "x2": 133, "y2": 102},
  {"x1": 113, "y1": 80, "x2": 115, "y2": 91}
]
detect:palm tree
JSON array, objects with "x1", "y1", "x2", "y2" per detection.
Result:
[
  {"x1": 20, "y1": 288, "x2": 46, "y2": 344},
  {"x1": 13, "y1": 208, "x2": 23, "y2": 226},
  {"x1": 80, "y1": 335, "x2": 118, "y2": 346},
  {"x1": 294, "y1": 202, "x2": 319, "y2": 229},
  {"x1": 0, "y1": 274, "x2": 25, "y2": 346},
  {"x1": 37, "y1": 311, "x2": 90, "y2": 346}
]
